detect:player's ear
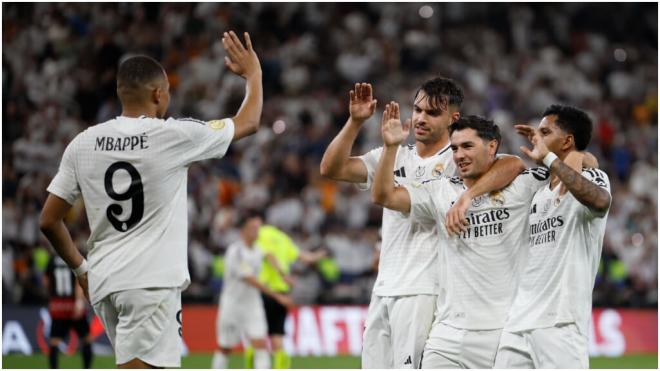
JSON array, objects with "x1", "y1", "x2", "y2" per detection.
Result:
[
  {"x1": 153, "y1": 87, "x2": 162, "y2": 105},
  {"x1": 488, "y1": 139, "x2": 498, "y2": 156},
  {"x1": 450, "y1": 110, "x2": 461, "y2": 124},
  {"x1": 562, "y1": 134, "x2": 575, "y2": 152}
]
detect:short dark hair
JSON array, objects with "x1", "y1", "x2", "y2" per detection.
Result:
[
  {"x1": 414, "y1": 76, "x2": 464, "y2": 112},
  {"x1": 449, "y1": 115, "x2": 501, "y2": 153},
  {"x1": 541, "y1": 104, "x2": 592, "y2": 151},
  {"x1": 236, "y1": 209, "x2": 265, "y2": 227},
  {"x1": 117, "y1": 55, "x2": 166, "y2": 96}
]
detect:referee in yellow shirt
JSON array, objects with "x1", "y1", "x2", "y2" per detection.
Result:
[{"x1": 255, "y1": 225, "x2": 326, "y2": 369}]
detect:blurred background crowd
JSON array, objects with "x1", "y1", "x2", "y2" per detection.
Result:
[{"x1": 3, "y1": 3, "x2": 657, "y2": 308}]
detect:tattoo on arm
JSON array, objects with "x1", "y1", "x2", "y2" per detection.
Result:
[{"x1": 551, "y1": 160, "x2": 611, "y2": 213}]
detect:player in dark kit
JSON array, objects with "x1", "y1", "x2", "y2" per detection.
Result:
[{"x1": 44, "y1": 254, "x2": 94, "y2": 368}]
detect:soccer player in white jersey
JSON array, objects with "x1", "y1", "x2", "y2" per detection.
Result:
[
  {"x1": 39, "y1": 31, "x2": 262, "y2": 368},
  {"x1": 372, "y1": 108, "x2": 550, "y2": 369},
  {"x1": 212, "y1": 212, "x2": 293, "y2": 369},
  {"x1": 320, "y1": 78, "x2": 524, "y2": 368},
  {"x1": 495, "y1": 105, "x2": 612, "y2": 369}
]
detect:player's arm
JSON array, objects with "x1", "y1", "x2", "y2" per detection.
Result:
[
  {"x1": 222, "y1": 31, "x2": 263, "y2": 141},
  {"x1": 242, "y1": 275, "x2": 294, "y2": 309},
  {"x1": 516, "y1": 124, "x2": 611, "y2": 214},
  {"x1": 73, "y1": 282, "x2": 86, "y2": 318},
  {"x1": 297, "y1": 249, "x2": 327, "y2": 265},
  {"x1": 371, "y1": 102, "x2": 412, "y2": 213},
  {"x1": 582, "y1": 151, "x2": 599, "y2": 168},
  {"x1": 265, "y1": 253, "x2": 295, "y2": 287},
  {"x1": 39, "y1": 195, "x2": 89, "y2": 302},
  {"x1": 319, "y1": 83, "x2": 377, "y2": 183},
  {"x1": 445, "y1": 155, "x2": 526, "y2": 235}
]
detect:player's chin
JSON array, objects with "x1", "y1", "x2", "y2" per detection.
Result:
[{"x1": 414, "y1": 132, "x2": 431, "y2": 142}]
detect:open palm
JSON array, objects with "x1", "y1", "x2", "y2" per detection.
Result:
[
  {"x1": 350, "y1": 83, "x2": 377, "y2": 121},
  {"x1": 381, "y1": 101, "x2": 410, "y2": 147},
  {"x1": 515, "y1": 124, "x2": 549, "y2": 162}
]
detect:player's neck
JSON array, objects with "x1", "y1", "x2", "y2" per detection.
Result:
[
  {"x1": 463, "y1": 178, "x2": 476, "y2": 188},
  {"x1": 121, "y1": 106, "x2": 158, "y2": 118},
  {"x1": 242, "y1": 235, "x2": 256, "y2": 248},
  {"x1": 415, "y1": 138, "x2": 449, "y2": 158}
]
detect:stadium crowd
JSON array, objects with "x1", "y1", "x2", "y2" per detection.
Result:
[{"x1": 3, "y1": 3, "x2": 657, "y2": 308}]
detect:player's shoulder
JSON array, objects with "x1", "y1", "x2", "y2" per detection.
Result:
[
  {"x1": 170, "y1": 117, "x2": 207, "y2": 126},
  {"x1": 581, "y1": 167, "x2": 610, "y2": 189},
  {"x1": 519, "y1": 167, "x2": 551, "y2": 181},
  {"x1": 419, "y1": 174, "x2": 461, "y2": 189}
]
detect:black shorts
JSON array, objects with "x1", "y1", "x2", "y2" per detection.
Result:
[
  {"x1": 262, "y1": 293, "x2": 288, "y2": 335},
  {"x1": 50, "y1": 317, "x2": 90, "y2": 340}
]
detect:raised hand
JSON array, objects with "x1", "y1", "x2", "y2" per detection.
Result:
[
  {"x1": 349, "y1": 83, "x2": 377, "y2": 123},
  {"x1": 222, "y1": 31, "x2": 261, "y2": 79},
  {"x1": 381, "y1": 101, "x2": 411, "y2": 147},
  {"x1": 515, "y1": 124, "x2": 549, "y2": 164}
]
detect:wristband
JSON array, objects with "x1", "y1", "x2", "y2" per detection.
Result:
[
  {"x1": 542, "y1": 152, "x2": 559, "y2": 168},
  {"x1": 73, "y1": 259, "x2": 89, "y2": 277}
]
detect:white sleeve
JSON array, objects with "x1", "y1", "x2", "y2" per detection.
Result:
[
  {"x1": 236, "y1": 252, "x2": 258, "y2": 279},
  {"x1": 224, "y1": 247, "x2": 239, "y2": 279},
  {"x1": 356, "y1": 146, "x2": 383, "y2": 190},
  {"x1": 46, "y1": 137, "x2": 81, "y2": 205},
  {"x1": 404, "y1": 179, "x2": 443, "y2": 227},
  {"x1": 167, "y1": 117, "x2": 235, "y2": 166},
  {"x1": 510, "y1": 167, "x2": 551, "y2": 200},
  {"x1": 577, "y1": 168, "x2": 612, "y2": 219}
]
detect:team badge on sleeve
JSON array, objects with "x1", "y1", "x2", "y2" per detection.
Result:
[
  {"x1": 583, "y1": 168, "x2": 609, "y2": 189},
  {"x1": 522, "y1": 167, "x2": 550, "y2": 181},
  {"x1": 208, "y1": 119, "x2": 228, "y2": 130}
]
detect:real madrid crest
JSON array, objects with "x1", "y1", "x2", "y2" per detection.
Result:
[
  {"x1": 432, "y1": 162, "x2": 445, "y2": 178},
  {"x1": 490, "y1": 191, "x2": 505, "y2": 207}
]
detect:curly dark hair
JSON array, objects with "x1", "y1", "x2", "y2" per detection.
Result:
[{"x1": 542, "y1": 104, "x2": 593, "y2": 151}]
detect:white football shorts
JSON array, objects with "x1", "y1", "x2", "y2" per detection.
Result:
[
  {"x1": 421, "y1": 322, "x2": 502, "y2": 369},
  {"x1": 362, "y1": 294, "x2": 436, "y2": 369},
  {"x1": 216, "y1": 299, "x2": 268, "y2": 348},
  {"x1": 494, "y1": 323, "x2": 589, "y2": 369},
  {"x1": 93, "y1": 287, "x2": 182, "y2": 367}
]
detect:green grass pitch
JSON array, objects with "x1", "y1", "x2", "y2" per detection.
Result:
[{"x1": 3, "y1": 353, "x2": 658, "y2": 369}]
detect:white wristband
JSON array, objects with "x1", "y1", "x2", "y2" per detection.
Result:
[
  {"x1": 542, "y1": 152, "x2": 559, "y2": 168},
  {"x1": 73, "y1": 259, "x2": 89, "y2": 277}
]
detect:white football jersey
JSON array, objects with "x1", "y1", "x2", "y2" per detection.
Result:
[
  {"x1": 359, "y1": 144, "x2": 455, "y2": 297},
  {"x1": 505, "y1": 168, "x2": 611, "y2": 335},
  {"x1": 406, "y1": 168, "x2": 550, "y2": 330},
  {"x1": 220, "y1": 239, "x2": 264, "y2": 315},
  {"x1": 47, "y1": 115, "x2": 235, "y2": 304}
]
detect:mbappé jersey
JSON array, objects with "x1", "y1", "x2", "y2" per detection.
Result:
[
  {"x1": 406, "y1": 168, "x2": 550, "y2": 330},
  {"x1": 220, "y1": 239, "x2": 264, "y2": 315},
  {"x1": 359, "y1": 144, "x2": 455, "y2": 297},
  {"x1": 47, "y1": 116, "x2": 235, "y2": 304},
  {"x1": 46, "y1": 256, "x2": 78, "y2": 319},
  {"x1": 505, "y1": 168, "x2": 611, "y2": 336}
]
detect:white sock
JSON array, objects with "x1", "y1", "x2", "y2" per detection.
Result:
[
  {"x1": 212, "y1": 351, "x2": 229, "y2": 369},
  {"x1": 254, "y1": 349, "x2": 271, "y2": 369}
]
